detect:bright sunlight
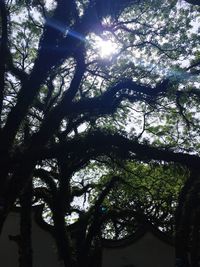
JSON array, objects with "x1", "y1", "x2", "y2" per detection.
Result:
[{"x1": 93, "y1": 36, "x2": 118, "y2": 58}]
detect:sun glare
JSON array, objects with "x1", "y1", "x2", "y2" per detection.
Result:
[
  {"x1": 98, "y1": 39, "x2": 115, "y2": 57},
  {"x1": 94, "y1": 36, "x2": 118, "y2": 58}
]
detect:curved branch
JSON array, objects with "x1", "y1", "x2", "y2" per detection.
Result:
[
  {"x1": 67, "y1": 79, "x2": 170, "y2": 117},
  {"x1": 33, "y1": 169, "x2": 58, "y2": 195},
  {"x1": 30, "y1": 55, "x2": 85, "y2": 147},
  {"x1": 40, "y1": 131, "x2": 200, "y2": 169}
]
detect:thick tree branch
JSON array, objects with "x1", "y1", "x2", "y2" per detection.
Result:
[
  {"x1": 66, "y1": 79, "x2": 170, "y2": 118},
  {"x1": 40, "y1": 131, "x2": 200, "y2": 169},
  {"x1": 81, "y1": 176, "x2": 121, "y2": 264},
  {"x1": 33, "y1": 169, "x2": 58, "y2": 196},
  {"x1": 0, "y1": 0, "x2": 86, "y2": 151},
  {"x1": 30, "y1": 56, "x2": 85, "y2": 146}
]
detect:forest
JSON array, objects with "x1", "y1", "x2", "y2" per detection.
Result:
[{"x1": 0, "y1": 0, "x2": 200, "y2": 266}]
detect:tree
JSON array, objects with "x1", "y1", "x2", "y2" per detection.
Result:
[
  {"x1": 0, "y1": 0, "x2": 200, "y2": 267},
  {"x1": 91, "y1": 161, "x2": 187, "y2": 239}
]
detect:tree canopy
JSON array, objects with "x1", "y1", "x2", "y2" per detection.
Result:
[{"x1": 0, "y1": 0, "x2": 200, "y2": 267}]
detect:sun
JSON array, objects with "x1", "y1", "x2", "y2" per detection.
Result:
[
  {"x1": 98, "y1": 39, "x2": 116, "y2": 58},
  {"x1": 94, "y1": 36, "x2": 118, "y2": 58}
]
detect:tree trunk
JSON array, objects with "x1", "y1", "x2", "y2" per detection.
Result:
[
  {"x1": 19, "y1": 180, "x2": 33, "y2": 267},
  {"x1": 53, "y1": 205, "x2": 73, "y2": 267}
]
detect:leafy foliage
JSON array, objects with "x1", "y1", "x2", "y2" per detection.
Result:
[
  {"x1": 0, "y1": 0, "x2": 200, "y2": 267},
  {"x1": 92, "y1": 161, "x2": 187, "y2": 239}
]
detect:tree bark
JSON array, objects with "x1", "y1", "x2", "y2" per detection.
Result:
[{"x1": 19, "y1": 181, "x2": 33, "y2": 267}]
